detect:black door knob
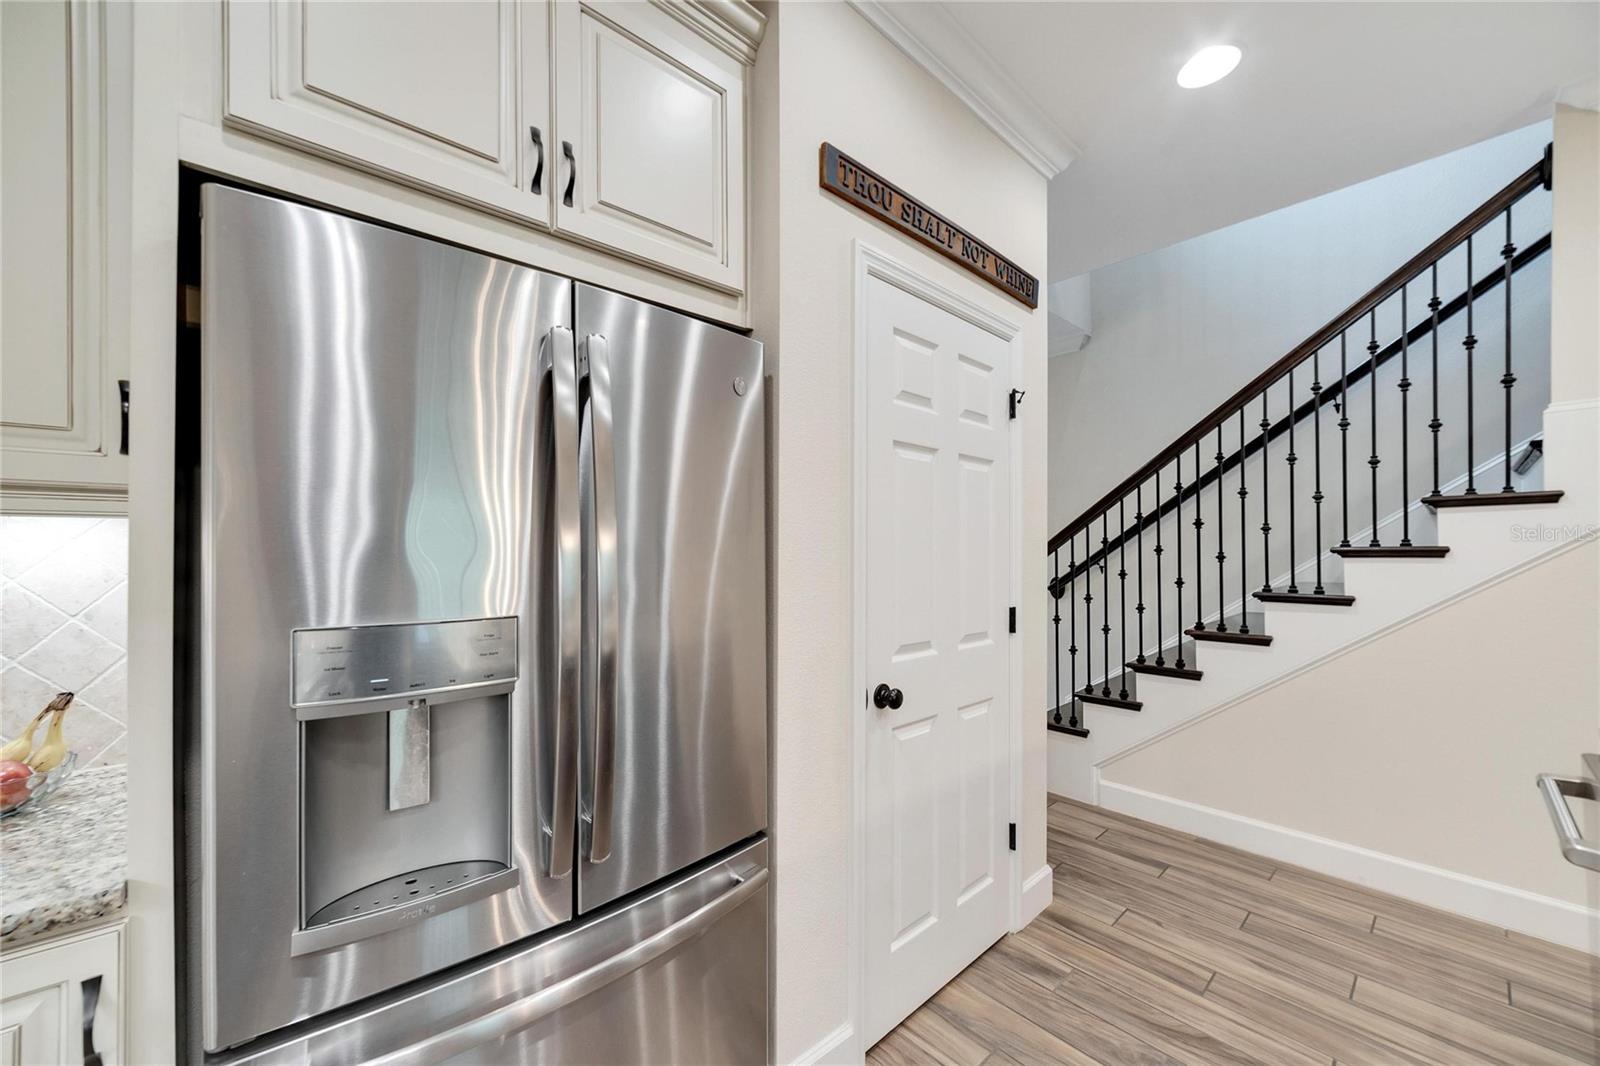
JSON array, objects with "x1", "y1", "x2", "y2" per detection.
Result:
[{"x1": 873, "y1": 684, "x2": 904, "y2": 710}]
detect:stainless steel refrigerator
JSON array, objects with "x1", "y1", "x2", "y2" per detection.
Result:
[{"x1": 185, "y1": 185, "x2": 767, "y2": 1063}]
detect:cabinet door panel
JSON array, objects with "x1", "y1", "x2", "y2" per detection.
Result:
[
  {"x1": 224, "y1": 0, "x2": 549, "y2": 225},
  {"x1": 0, "y1": 0, "x2": 128, "y2": 512},
  {"x1": 554, "y1": 2, "x2": 745, "y2": 293}
]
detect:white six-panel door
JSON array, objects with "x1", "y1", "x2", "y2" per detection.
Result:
[{"x1": 863, "y1": 273, "x2": 1013, "y2": 1047}]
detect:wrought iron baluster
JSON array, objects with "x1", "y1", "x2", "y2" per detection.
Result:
[
  {"x1": 1100, "y1": 513, "x2": 1111, "y2": 697},
  {"x1": 1192, "y1": 441, "x2": 1205, "y2": 630},
  {"x1": 1429, "y1": 264, "x2": 1442, "y2": 496},
  {"x1": 1287, "y1": 366, "x2": 1299, "y2": 593},
  {"x1": 1464, "y1": 235, "x2": 1478, "y2": 494},
  {"x1": 1214, "y1": 428, "x2": 1228, "y2": 632},
  {"x1": 1339, "y1": 334, "x2": 1351, "y2": 546},
  {"x1": 1117, "y1": 499, "x2": 1129, "y2": 699},
  {"x1": 1052, "y1": 550, "x2": 1062, "y2": 725},
  {"x1": 1399, "y1": 284, "x2": 1413, "y2": 545},
  {"x1": 1367, "y1": 309, "x2": 1382, "y2": 546},
  {"x1": 1067, "y1": 540, "x2": 1079, "y2": 730},
  {"x1": 1082, "y1": 528, "x2": 1094, "y2": 696},
  {"x1": 1173, "y1": 453, "x2": 1187, "y2": 669},
  {"x1": 1237, "y1": 410, "x2": 1249, "y2": 633},
  {"x1": 1153, "y1": 466, "x2": 1165, "y2": 667},
  {"x1": 1312, "y1": 351, "x2": 1326, "y2": 594},
  {"x1": 1502, "y1": 207, "x2": 1517, "y2": 493},
  {"x1": 1260, "y1": 392, "x2": 1271, "y2": 593},
  {"x1": 1135, "y1": 486, "x2": 1146, "y2": 665}
]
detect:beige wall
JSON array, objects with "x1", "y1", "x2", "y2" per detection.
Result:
[
  {"x1": 1104, "y1": 539, "x2": 1600, "y2": 907},
  {"x1": 1550, "y1": 104, "x2": 1600, "y2": 405},
  {"x1": 752, "y1": 4, "x2": 1050, "y2": 1060}
]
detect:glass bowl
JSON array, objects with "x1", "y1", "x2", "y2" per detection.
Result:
[{"x1": 0, "y1": 752, "x2": 79, "y2": 819}]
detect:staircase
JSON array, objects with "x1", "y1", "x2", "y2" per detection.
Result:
[{"x1": 1044, "y1": 148, "x2": 1592, "y2": 800}]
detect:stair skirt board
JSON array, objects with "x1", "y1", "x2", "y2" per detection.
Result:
[
  {"x1": 1423, "y1": 488, "x2": 1565, "y2": 508},
  {"x1": 1095, "y1": 779, "x2": 1600, "y2": 954}
]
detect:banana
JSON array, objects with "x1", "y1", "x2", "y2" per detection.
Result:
[
  {"x1": 0, "y1": 692, "x2": 72, "y2": 764},
  {"x1": 22, "y1": 692, "x2": 75, "y2": 772}
]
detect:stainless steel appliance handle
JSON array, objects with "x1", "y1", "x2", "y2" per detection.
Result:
[
  {"x1": 1536, "y1": 772, "x2": 1600, "y2": 872},
  {"x1": 586, "y1": 333, "x2": 619, "y2": 865},
  {"x1": 368, "y1": 867, "x2": 768, "y2": 1066},
  {"x1": 548, "y1": 326, "x2": 581, "y2": 879}
]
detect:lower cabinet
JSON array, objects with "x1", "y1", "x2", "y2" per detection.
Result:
[{"x1": 0, "y1": 924, "x2": 124, "y2": 1066}]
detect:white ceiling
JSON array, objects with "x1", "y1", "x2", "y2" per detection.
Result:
[{"x1": 900, "y1": 2, "x2": 1600, "y2": 281}]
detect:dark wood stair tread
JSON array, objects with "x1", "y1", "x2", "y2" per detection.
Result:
[
  {"x1": 1254, "y1": 587, "x2": 1356, "y2": 606},
  {"x1": 1048, "y1": 699, "x2": 1090, "y2": 737},
  {"x1": 1331, "y1": 544, "x2": 1450, "y2": 558},
  {"x1": 1185, "y1": 613, "x2": 1273, "y2": 646},
  {"x1": 1423, "y1": 489, "x2": 1564, "y2": 508},
  {"x1": 1127, "y1": 638, "x2": 1202, "y2": 680},
  {"x1": 1078, "y1": 671, "x2": 1142, "y2": 711},
  {"x1": 1128, "y1": 659, "x2": 1203, "y2": 681}
]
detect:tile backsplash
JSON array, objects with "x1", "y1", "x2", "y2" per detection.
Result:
[{"x1": 1, "y1": 516, "x2": 128, "y2": 766}]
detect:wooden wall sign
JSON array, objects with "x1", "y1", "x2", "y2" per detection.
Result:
[{"x1": 819, "y1": 142, "x2": 1039, "y2": 309}]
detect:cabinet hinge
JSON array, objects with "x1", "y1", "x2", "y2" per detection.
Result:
[
  {"x1": 1008, "y1": 388, "x2": 1025, "y2": 420},
  {"x1": 1008, "y1": 823, "x2": 1017, "y2": 851},
  {"x1": 1008, "y1": 606, "x2": 1016, "y2": 633}
]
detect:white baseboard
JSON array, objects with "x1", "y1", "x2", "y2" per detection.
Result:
[
  {"x1": 790, "y1": 1022, "x2": 855, "y2": 1066},
  {"x1": 1018, "y1": 863, "x2": 1053, "y2": 930},
  {"x1": 1098, "y1": 780, "x2": 1600, "y2": 955}
]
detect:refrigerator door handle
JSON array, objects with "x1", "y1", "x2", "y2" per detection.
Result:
[
  {"x1": 585, "y1": 333, "x2": 620, "y2": 865},
  {"x1": 366, "y1": 867, "x2": 769, "y2": 1066},
  {"x1": 547, "y1": 326, "x2": 581, "y2": 879}
]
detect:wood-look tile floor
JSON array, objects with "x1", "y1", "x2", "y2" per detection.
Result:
[{"x1": 869, "y1": 797, "x2": 1600, "y2": 1066}]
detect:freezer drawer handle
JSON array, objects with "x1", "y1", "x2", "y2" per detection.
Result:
[
  {"x1": 1536, "y1": 772, "x2": 1600, "y2": 872},
  {"x1": 367, "y1": 867, "x2": 769, "y2": 1066}
]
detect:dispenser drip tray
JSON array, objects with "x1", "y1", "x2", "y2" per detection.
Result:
[
  {"x1": 290, "y1": 859, "x2": 522, "y2": 957},
  {"x1": 306, "y1": 859, "x2": 511, "y2": 929}
]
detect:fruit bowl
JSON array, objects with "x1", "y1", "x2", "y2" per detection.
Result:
[{"x1": 0, "y1": 752, "x2": 79, "y2": 819}]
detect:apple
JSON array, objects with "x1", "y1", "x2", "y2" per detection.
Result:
[{"x1": 0, "y1": 759, "x2": 34, "y2": 811}]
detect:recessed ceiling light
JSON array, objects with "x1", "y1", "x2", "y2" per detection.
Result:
[{"x1": 1177, "y1": 45, "x2": 1242, "y2": 89}]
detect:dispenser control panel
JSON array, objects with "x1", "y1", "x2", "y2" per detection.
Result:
[{"x1": 291, "y1": 617, "x2": 517, "y2": 708}]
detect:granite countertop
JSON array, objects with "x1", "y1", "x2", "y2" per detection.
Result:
[{"x1": 1, "y1": 764, "x2": 128, "y2": 951}]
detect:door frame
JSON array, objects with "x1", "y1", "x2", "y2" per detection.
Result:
[{"x1": 848, "y1": 240, "x2": 1026, "y2": 1056}]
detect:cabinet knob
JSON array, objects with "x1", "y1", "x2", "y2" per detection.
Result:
[{"x1": 872, "y1": 683, "x2": 903, "y2": 710}]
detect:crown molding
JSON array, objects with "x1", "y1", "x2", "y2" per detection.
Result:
[
  {"x1": 653, "y1": 0, "x2": 768, "y2": 66},
  {"x1": 847, "y1": 0, "x2": 1079, "y2": 179}
]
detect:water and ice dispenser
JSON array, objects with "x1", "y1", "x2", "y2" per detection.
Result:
[{"x1": 289, "y1": 618, "x2": 522, "y2": 955}]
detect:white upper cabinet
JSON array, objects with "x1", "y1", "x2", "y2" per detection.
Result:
[
  {"x1": 552, "y1": 1, "x2": 747, "y2": 292},
  {"x1": 218, "y1": 0, "x2": 758, "y2": 294},
  {"x1": 224, "y1": 0, "x2": 552, "y2": 224},
  {"x1": 0, "y1": 0, "x2": 130, "y2": 514}
]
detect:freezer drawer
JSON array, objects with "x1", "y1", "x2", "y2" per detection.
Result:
[{"x1": 221, "y1": 838, "x2": 769, "y2": 1066}]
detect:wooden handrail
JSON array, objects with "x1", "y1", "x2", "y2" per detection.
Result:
[
  {"x1": 1048, "y1": 231, "x2": 1551, "y2": 594},
  {"x1": 1047, "y1": 155, "x2": 1549, "y2": 555}
]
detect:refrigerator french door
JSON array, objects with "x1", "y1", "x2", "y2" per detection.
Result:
[{"x1": 190, "y1": 186, "x2": 766, "y2": 1061}]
